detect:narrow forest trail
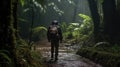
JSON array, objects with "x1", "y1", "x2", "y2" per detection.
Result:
[{"x1": 35, "y1": 39, "x2": 102, "y2": 67}]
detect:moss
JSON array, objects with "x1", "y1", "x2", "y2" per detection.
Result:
[{"x1": 76, "y1": 48, "x2": 120, "y2": 67}]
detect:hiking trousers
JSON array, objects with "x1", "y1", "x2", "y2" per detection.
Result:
[{"x1": 51, "y1": 41, "x2": 59, "y2": 60}]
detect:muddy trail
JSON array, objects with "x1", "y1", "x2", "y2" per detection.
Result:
[{"x1": 35, "y1": 39, "x2": 102, "y2": 67}]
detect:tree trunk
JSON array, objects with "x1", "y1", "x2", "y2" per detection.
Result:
[
  {"x1": 0, "y1": 0, "x2": 17, "y2": 66},
  {"x1": 13, "y1": 0, "x2": 19, "y2": 38},
  {"x1": 72, "y1": 0, "x2": 79, "y2": 22},
  {"x1": 87, "y1": 0, "x2": 100, "y2": 42},
  {"x1": 102, "y1": 0, "x2": 118, "y2": 43}
]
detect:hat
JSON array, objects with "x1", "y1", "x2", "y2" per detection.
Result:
[{"x1": 52, "y1": 20, "x2": 58, "y2": 25}]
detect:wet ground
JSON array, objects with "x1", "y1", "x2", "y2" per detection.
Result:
[{"x1": 35, "y1": 39, "x2": 102, "y2": 67}]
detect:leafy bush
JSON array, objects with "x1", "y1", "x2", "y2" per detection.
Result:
[
  {"x1": 32, "y1": 26, "x2": 47, "y2": 41},
  {"x1": 61, "y1": 14, "x2": 93, "y2": 44},
  {"x1": 16, "y1": 39, "x2": 43, "y2": 67},
  {"x1": 0, "y1": 50, "x2": 13, "y2": 67},
  {"x1": 77, "y1": 46, "x2": 120, "y2": 67}
]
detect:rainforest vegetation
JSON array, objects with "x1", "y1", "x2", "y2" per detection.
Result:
[{"x1": 0, "y1": 0, "x2": 120, "y2": 67}]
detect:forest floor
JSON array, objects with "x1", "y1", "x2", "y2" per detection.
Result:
[{"x1": 35, "y1": 39, "x2": 102, "y2": 67}]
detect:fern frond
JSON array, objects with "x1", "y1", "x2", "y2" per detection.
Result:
[
  {"x1": 32, "y1": 26, "x2": 47, "y2": 34},
  {"x1": 0, "y1": 50, "x2": 12, "y2": 63}
]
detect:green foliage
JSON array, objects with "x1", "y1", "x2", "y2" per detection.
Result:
[
  {"x1": 16, "y1": 39, "x2": 32, "y2": 66},
  {"x1": 61, "y1": 14, "x2": 93, "y2": 43},
  {"x1": 31, "y1": 51, "x2": 43, "y2": 65},
  {"x1": 77, "y1": 47, "x2": 120, "y2": 67},
  {"x1": 32, "y1": 26, "x2": 47, "y2": 33},
  {"x1": 20, "y1": 0, "x2": 25, "y2": 6},
  {"x1": 78, "y1": 14, "x2": 91, "y2": 22},
  {"x1": 19, "y1": 0, "x2": 46, "y2": 7},
  {"x1": 78, "y1": 14, "x2": 93, "y2": 41},
  {"x1": 110, "y1": 45, "x2": 120, "y2": 54},
  {"x1": 35, "y1": 0, "x2": 46, "y2": 7},
  {"x1": 69, "y1": 23, "x2": 80, "y2": 41},
  {"x1": 67, "y1": 0, "x2": 74, "y2": 4},
  {"x1": 94, "y1": 44, "x2": 120, "y2": 54},
  {"x1": 61, "y1": 22, "x2": 80, "y2": 41},
  {"x1": 18, "y1": 18, "x2": 28, "y2": 23},
  {"x1": 0, "y1": 50, "x2": 12, "y2": 63},
  {"x1": 61, "y1": 22, "x2": 67, "y2": 32},
  {"x1": 0, "y1": 50, "x2": 15, "y2": 67},
  {"x1": 32, "y1": 26, "x2": 47, "y2": 41},
  {"x1": 16, "y1": 39, "x2": 42, "y2": 67},
  {"x1": 48, "y1": 2, "x2": 64, "y2": 15},
  {"x1": 33, "y1": 0, "x2": 47, "y2": 13}
]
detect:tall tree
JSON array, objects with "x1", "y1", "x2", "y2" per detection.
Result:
[
  {"x1": 0, "y1": 0, "x2": 17, "y2": 66},
  {"x1": 102, "y1": 0, "x2": 119, "y2": 43},
  {"x1": 87, "y1": 0, "x2": 100, "y2": 42},
  {"x1": 72, "y1": 0, "x2": 79, "y2": 22}
]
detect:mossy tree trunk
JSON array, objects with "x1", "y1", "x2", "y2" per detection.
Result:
[{"x1": 0, "y1": 0, "x2": 18, "y2": 66}]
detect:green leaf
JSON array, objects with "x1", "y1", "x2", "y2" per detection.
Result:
[
  {"x1": 32, "y1": 26, "x2": 47, "y2": 33},
  {"x1": 18, "y1": 18, "x2": 28, "y2": 23},
  {"x1": 35, "y1": 0, "x2": 46, "y2": 7},
  {"x1": 70, "y1": 23, "x2": 79, "y2": 26},
  {"x1": 0, "y1": 50, "x2": 12, "y2": 63},
  {"x1": 78, "y1": 14, "x2": 91, "y2": 21},
  {"x1": 20, "y1": 0, "x2": 25, "y2": 6},
  {"x1": 67, "y1": 0, "x2": 74, "y2": 5}
]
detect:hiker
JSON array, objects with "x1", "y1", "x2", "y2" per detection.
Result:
[{"x1": 47, "y1": 20, "x2": 63, "y2": 62}]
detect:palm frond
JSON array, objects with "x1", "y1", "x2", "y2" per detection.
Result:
[{"x1": 32, "y1": 26, "x2": 47, "y2": 34}]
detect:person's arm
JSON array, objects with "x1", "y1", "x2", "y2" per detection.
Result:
[
  {"x1": 58, "y1": 27, "x2": 63, "y2": 42},
  {"x1": 47, "y1": 26, "x2": 51, "y2": 42}
]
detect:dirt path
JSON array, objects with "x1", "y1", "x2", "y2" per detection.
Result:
[{"x1": 35, "y1": 39, "x2": 102, "y2": 67}]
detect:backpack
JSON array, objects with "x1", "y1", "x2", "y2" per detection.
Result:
[{"x1": 49, "y1": 25, "x2": 58, "y2": 36}]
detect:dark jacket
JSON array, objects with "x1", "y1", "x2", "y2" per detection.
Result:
[{"x1": 47, "y1": 24, "x2": 63, "y2": 42}]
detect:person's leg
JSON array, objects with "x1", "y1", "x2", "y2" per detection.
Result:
[
  {"x1": 55, "y1": 42, "x2": 59, "y2": 61},
  {"x1": 51, "y1": 42, "x2": 54, "y2": 59}
]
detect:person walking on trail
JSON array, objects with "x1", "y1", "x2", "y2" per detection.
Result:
[{"x1": 47, "y1": 20, "x2": 63, "y2": 62}]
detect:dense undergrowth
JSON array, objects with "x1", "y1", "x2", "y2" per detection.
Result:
[
  {"x1": 16, "y1": 39, "x2": 44, "y2": 67},
  {"x1": 0, "y1": 39, "x2": 44, "y2": 67},
  {"x1": 76, "y1": 44, "x2": 120, "y2": 67}
]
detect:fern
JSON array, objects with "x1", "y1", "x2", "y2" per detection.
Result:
[
  {"x1": 0, "y1": 50, "x2": 12, "y2": 64},
  {"x1": 78, "y1": 14, "x2": 91, "y2": 22},
  {"x1": 32, "y1": 26, "x2": 47, "y2": 34}
]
